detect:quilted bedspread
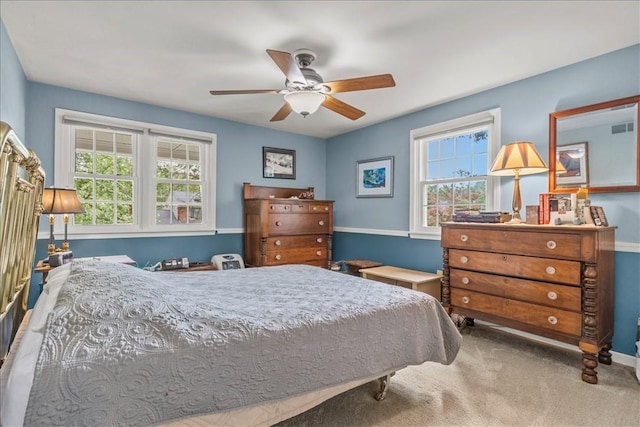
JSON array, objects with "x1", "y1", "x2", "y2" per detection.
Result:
[{"x1": 24, "y1": 260, "x2": 461, "y2": 426}]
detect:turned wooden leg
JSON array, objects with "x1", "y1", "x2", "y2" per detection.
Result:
[
  {"x1": 375, "y1": 374, "x2": 392, "y2": 401},
  {"x1": 598, "y1": 342, "x2": 612, "y2": 365},
  {"x1": 581, "y1": 352, "x2": 598, "y2": 384}
]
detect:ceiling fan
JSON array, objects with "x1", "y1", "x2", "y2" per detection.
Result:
[{"x1": 210, "y1": 49, "x2": 396, "y2": 122}]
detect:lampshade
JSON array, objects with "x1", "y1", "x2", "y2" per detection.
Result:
[
  {"x1": 42, "y1": 188, "x2": 85, "y2": 214},
  {"x1": 489, "y1": 141, "x2": 548, "y2": 176},
  {"x1": 555, "y1": 159, "x2": 567, "y2": 174},
  {"x1": 284, "y1": 91, "x2": 325, "y2": 117}
]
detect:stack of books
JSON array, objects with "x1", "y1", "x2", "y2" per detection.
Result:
[{"x1": 452, "y1": 210, "x2": 512, "y2": 223}]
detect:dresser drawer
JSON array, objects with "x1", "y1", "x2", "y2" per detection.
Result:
[
  {"x1": 268, "y1": 213, "x2": 331, "y2": 235},
  {"x1": 449, "y1": 249, "x2": 581, "y2": 285},
  {"x1": 450, "y1": 288, "x2": 582, "y2": 336},
  {"x1": 450, "y1": 269, "x2": 581, "y2": 311},
  {"x1": 442, "y1": 227, "x2": 582, "y2": 259},
  {"x1": 308, "y1": 202, "x2": 332, "y2": 213},
  {"x1": 269, "y1": 203, "x2": 308, "y2": 213},
  {"x1": 265, "y1": 247, "x2": 328, "y2": 265},
  {"x1": 266, "y1": 235, "x2": 328, "y2": 249}
]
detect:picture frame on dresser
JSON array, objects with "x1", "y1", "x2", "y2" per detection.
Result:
[
  {"x1": 263, "y1": 147, "x2": 296, "y2": 179},
  {"x1": 356, "y1": 156, "x2": 394, "y2": 198}
]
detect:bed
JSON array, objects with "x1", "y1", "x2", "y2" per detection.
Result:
[{"x1": 0, "y1": 120, "x2": 462, "y2": 426}]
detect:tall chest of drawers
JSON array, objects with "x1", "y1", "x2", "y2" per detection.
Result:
[
  {"x1": 441, "y1": 222, "x2": 615, "y2": 384},
  {"x1": 243, "y1": 183, "x2": 333, "y2": 268}
]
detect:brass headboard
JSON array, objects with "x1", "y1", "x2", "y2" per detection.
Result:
[{"x1": 0, "y1": 121, "x2": 45, "y2": 366}]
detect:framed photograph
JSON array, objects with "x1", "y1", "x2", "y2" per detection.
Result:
[
  {"x1": 356, "y1": 156, "x2": 394, "y2": 198},
  {"x1": 556, "y1": 142, "x2": 589, "y2": 186},
  {"x1": 263, "y1": 147, "x2": 296, "y2": 179}
]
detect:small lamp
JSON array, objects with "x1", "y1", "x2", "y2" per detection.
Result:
[
  {"x1": 284, "y1": 91, "x2": 325, "y2": 117},
  {"x1": 490, "y1": 141, "x2": 548, "y2": 223},
  {"x1": 42, "y1": 188, "x2": 85, "y2": 254}
]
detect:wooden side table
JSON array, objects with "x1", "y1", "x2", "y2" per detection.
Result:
[
  {"x1": 359, "y1": 266, "x2": 443, "y2": 300},
  {"x1": 35, "y1": 260, "x2": 54, "y2": 286}
]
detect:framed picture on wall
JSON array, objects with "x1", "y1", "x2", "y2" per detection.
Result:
[
  {"x1": 356, "y1": 156, "x2": 394, "y2": 198},
  {"x1": 556, "y1": 141, "x2": 589, "y2": 186},
  {"x1": 263, "y1": 147, "x2": 296, "y2": 179}
]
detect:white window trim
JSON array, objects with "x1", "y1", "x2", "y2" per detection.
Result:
[
  {"x1": 409, "y1": 108, "x2": 502, "y2": 240},
  {"x1": 54, "y1": 108, "x2": 217, "y2": 239}
]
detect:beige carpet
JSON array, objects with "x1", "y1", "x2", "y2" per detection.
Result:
[{"x1": 275, "y1": 325, "x2": 639, "y2": 426}]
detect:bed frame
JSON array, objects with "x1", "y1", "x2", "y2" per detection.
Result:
[{"x1": 0, "y1": 121, "x2": 45, "y2": 368}]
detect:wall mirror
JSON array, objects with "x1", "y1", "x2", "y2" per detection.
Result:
[{"x1": 549, "y1": 95, "x2": 639, "y2": 193}]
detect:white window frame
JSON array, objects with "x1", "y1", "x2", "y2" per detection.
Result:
[
  {"x1": 409, "y1": 108, "x2": 502, "y2": 239},
  {"x1": 54, "y1": 108, "x2": 217, "y2": 239}
]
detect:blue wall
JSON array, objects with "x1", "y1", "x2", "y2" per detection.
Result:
[
  {"x1": 0, "y1": 20, "x2": 27, "y2": 138},
  {"x1": 1, "y1": 19, "x2": 638, "y2": 357}
]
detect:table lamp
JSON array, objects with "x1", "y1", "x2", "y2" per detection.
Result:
[
  {"x1": 42, "y1": 188, "x2": 85, "y2": 254},
  {"x1": 490, "y1": 141, "x2": 548, "y2": 223}
]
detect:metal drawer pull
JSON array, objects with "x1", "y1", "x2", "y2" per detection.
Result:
[
  {"x1": 275, "y1": 221, "x2": 282, "y2": 226},
  {"x1": 462, "y1": 277, "x2": 470, "y2": 284},
  {"x1": 462, "y1": 296, "x2": 470, "y2": 304},
  {"x1": 275, "y1": 254, "x2": 282, "y2": 260},
  {"x1": 460, "y1": 234, "x2": 468, "y2": 242},
  {"x1": 548, "y1": 316, "x2": 558, "y2": 325},
  {"x1": 546, "y1": 266, "x2": 556, "y2": 275},
  {"x1": 316, "y1": 251, "x2": 322, "y2": 256},
  {"x1": 318, "y1": 220, "x2": 325, "y2": 226},
  {"x1": 460, "y1": 256, "x2": 468, "y2": 264},
  {"x1": 316, "y1": 237, "x2": 323, "y2": 243},
  {"x1": 547, "y1": 291, "x2": 558, "y2": 300},
  {"x1": 547, "y1": 240, "x2": 557, "y2": 249},
  {"x1": 275, "y1": 240, "x2": 281, "y2": 246}
]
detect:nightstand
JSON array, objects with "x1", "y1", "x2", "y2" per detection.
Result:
[{"x1": 35, "y1": 260, "x2": 54, "y2": 287}]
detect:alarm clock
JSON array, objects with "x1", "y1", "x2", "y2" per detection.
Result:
[{"x1": 211, "y1": 254, "x2": 245, "y2": 270}]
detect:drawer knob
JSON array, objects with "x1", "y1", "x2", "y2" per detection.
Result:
[
  {"x1": 460, "y1": 256, "x2": 468, "y2": 264},
  {"x1": 547, "y1": 291, "x2": 558, "y2": 300},
  {"x1": 275, "y1": 240, "x2": 281, "y2": 246},
  {"x1": 316, "y1": 237, "x2": 323, "y2": 243},
  {"x1": 275, "y1": 221, "x2": 282, "y2": 226},
  {"x1": 324, "y1": 206, "x2": 329, "y2": 211},
  {"x1": 547, "y1": 316, "x2": 558, "y2": 325},
  {"x1": 462, "y1": 277, "x2": 470, "y2": 285},
  {"x1": 312, "y1": 206, "x2": 318, "y2": 211},
  {"x1": 284, "y1": 206, "x2": 289, "y2": 210},
  {"x1": 546, "y1": 266, "x2": 556, "y2": 275},
  {"x1": 316, "y1": 250, "x2": 322, "y2": 256},
  {"x1": 462, "y1": 296, "x2": 470, "y2": 304},
  {"x1": 547, "y1": 240, "x2": 557, "y2": 249},
  {"x1": 318, "y1": 220, "x2": 325, "y2": 226},
  {"x1": 275, "y1": 254, "x2": 282, "y2": 261},
  {"x1": 460, "y1": 234, "x2": 468, "y2": 242}
]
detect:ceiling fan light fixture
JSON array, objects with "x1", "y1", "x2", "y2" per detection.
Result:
[{"x1": 284, "y1": 91, "x2": 325, "y2": 117}]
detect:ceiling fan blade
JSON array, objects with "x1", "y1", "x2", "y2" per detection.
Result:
[
  {"x1": 266, "y1": 49, "x2": 307, "y2": 85},
  {"x1": 270, "y1": 103, "x2": 293, "y2": 122},
  {"x1": 322, "y1": 96, "x2": 366, "y2": 120},
  {"x1": 323, "y1": 74, "x2": 396, "y2": 94},
  {"x1": 210, "y1": 89, "x2": 281, "y2": 95}
]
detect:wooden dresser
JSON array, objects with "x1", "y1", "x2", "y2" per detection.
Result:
[
  {"x1": 243, "y1": 183, "x2": 333, "y2": 268},
  {"x1": 441, "y1": 222, "x2": 615, "y2": 384}
]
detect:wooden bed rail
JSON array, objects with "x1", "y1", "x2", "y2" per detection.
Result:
[{"x1": 0, "y1": 121, "x2": 45, "y2": 366}]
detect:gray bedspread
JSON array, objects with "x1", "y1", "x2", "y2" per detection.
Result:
[{"x1": 24, "y1": 260, "x2": 461, "y2": 426}]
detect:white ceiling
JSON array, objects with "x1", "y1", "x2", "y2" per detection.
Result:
[{"x1": 2, "y1": 1, "x2": 638, "y2": 139}]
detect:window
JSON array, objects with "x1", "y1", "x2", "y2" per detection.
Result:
[
  {"x1": 409, "y1": 108, "x2": 501, "y2": 238},
  {"x1": 55, "y1": 109, "x2": 216, "y2": 237}
]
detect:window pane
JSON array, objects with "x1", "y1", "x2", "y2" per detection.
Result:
[
  {"x1": 456, "y1": 134, "x2": 472, "y2": 155},
  {"x1": 189, "y1": 163, "x2": 201, "y2": 180},
  {"x1": 188, "y1": 145, "x2": 200, "y2": 162},
  {"x1": 156, "y1": 183, "x2": 171, "y2": 203},
  {"x1": 96, "y1": 179, "x2": 115, "y2": 201},
  {"x1": 74, "y1": 178, "x2": 94, "y2": 200},
  {"x1": 74, "y1": 204, "x2": 93, "y2": 225},
  {"x1": 172, "y1": 162, "x2": 188, "y2": 180},
  {"x1": 96, "y1": 154, "x2": 115, "y2": 175},
  {"x1": 453, "y1": 182, "x2": 470, "y2": 205},
  {"x1": 470, "y1": 180, "x2": 487, "y2": 204},
  {"x1": 75, "y1": 152, "x2": 94, "y2": 174},
  {"x1": 115, "y1": 134, "x2": 133, "y2": 154},
  {"x1": 75, "y1": 129, "x2": 93, "y2": 151},
  {"x1": 156, "y1": 160, "x2": 171, "y2": 178},
  {"x1": 116, "y1": 204, "x2": 133, "y2": 224},
  {"x1": 118, "y1": 180, "x2": 133, "y2": 202},
  {"x1": 440, "y1": 137, "x2": 454, "y2": 158},
  {"x1": 455, "y1": 156, "x2": 472, "y2": 177},
  {"x1": 96, "y1": 202, "x2": 115, "y2": 225},
  {"x1": 95, "y1": 131, "x2": 114, "y2": 153},
  {"x1": 440, "y1": 159, "x2": 455, "y2": 179},
  {"x1": 116, "y1": 156, "x2": 133, "y2": 176}
]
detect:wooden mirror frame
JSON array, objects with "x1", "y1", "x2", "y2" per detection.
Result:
[{"x1": 549, "y1": 95, "x2": 640, "y2": 194}]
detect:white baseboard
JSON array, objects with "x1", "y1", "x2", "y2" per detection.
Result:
[{"x1": 476, "y1": 320, "x2": 636, "y2": 368}]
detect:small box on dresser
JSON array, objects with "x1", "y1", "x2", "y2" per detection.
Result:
[{"x1": 441, "y1": 222, "x2": 615, "y2": 384}]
